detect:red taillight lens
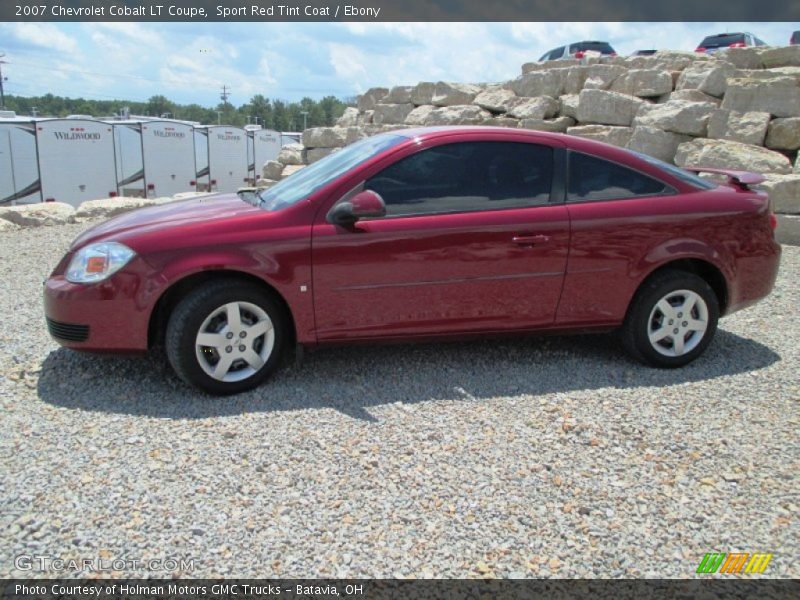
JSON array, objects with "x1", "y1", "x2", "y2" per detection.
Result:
[
  {"x1": 109, "y1": 191, "x2": 117, "y2": 197},
  {"x1": 45, "y1": 198, "x2": 55, "y2": 202},
  {"x1": 189, "y1": 180, "x2": 196, "y2": 186},
  {"x1": 770, "y1": 213, "x2": 778, "y2": 231},
  {"x1": 695, "y1": 46, "x2": 706, "y2": 53},
  {"x1": 147, "y1": 184, "x2": 155, "y2": 190},
  {"x1": 729, "y1": 42, "x2": 746, "y2": 48},
  {"x1": 574, "y1": 50, "x2": 585, "y2": 58}
]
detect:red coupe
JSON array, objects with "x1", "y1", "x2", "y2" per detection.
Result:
[{"x1": 44, "y1": 127, "x2": 781, "y2": 394}]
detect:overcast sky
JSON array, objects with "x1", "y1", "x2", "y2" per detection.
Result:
[{"x1": 0, "y1": 22, "x2": 796, "y2": 107}]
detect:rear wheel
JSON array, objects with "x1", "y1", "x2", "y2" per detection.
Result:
[
  {"x1": 621, "y1": 270, "x2": 719, "y2": 368},
  {"x1": 165, "y1": 280, "x2": 287, "y2": 395}
]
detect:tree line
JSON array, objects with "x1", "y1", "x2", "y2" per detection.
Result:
[{"x1": 2, "y1": 93, "x2": 355, "y2": 131}]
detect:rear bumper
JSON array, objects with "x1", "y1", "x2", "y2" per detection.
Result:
[{"x1": 727, "y1": 240, "x2": 782, "y2": 315}]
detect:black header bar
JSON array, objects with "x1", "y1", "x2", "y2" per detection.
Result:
[{"x1": 4, "y1": 0, "x2": 799, "y2": 22}]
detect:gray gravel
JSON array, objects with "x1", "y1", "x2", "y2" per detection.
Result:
[{"x1": 1, "y1": 221, "x2": 798, "y2": 579}]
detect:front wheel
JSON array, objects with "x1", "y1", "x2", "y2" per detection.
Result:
[
  {"x1": 621, "y1": 270, "x2": 719, "y2": 368},
  {"x1": 165, "y1": 280, "x2": 287, "y2": 395}
]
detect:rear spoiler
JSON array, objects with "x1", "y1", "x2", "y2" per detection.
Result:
[{"x1": 683, "y1": 167, "x2": 766, "y2": 190}]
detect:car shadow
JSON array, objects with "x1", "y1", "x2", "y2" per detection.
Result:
[{"x1": 37, "y1": 329, "x2": 780, "y2": 421}]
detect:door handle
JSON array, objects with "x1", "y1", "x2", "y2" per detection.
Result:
[{"x1": 512, "y1": 234, "x2": 550, "y2": 246}]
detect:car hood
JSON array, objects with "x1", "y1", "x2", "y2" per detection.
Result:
[{"x1": 71, "y1": 194, "x2": 262, "y2": 249}]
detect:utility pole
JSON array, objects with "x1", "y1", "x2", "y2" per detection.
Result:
[
  {"x1": 31, "y1": 106, "x2": 38, "y2": 117},
  {"x1": 220, "y1": 85, "x2": 231, "y2": 105},
  {"x1": 216, "y1": 111, "x2": 223, "y2": 125},
  {"x1": 300, "y1": 110, "x2": 309, "y2": 130},
  {"x1": 0, "y1": 54, "x2": 7, "y2": 109}
]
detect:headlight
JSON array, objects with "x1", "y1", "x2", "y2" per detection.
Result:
[{"x1": 65, "y1": 242, "x2": 136, "y2": 284}]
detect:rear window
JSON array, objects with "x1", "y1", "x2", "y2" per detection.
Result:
[
  {"x1": 569, "y1": 42, "x2": 615, "y2": 54},
  {"x1": 567, "y1": 152, "x2": 670, "y2": 202},
  {"x1": 700, "y1": 33, "x2": 746, "y2": 48},
  {"x1": 629, "y1": 150, "x2": 717, "y2": 191}
]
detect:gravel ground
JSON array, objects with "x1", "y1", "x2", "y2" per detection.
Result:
[{"x1": 0, "y1": 221, "x2": 798, "y2": 579}]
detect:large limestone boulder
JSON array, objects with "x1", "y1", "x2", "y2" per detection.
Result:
[
  {"x1": 372, "y1": 103, "x2": 415, "y2": 125},
  {"x1": 357, "y1": 87, "x2": 389, "y2": 111},
  {"x1": 336, "y1": 107, "x2": 360, "y2": 127},
  {"x1": 522, "y1": 59, "x2": 580, "y2": 74},
  {"x1": 0, "y1": 219, "x2": 19, "y2": 232},
  {"x1": 566, "y1": 125, "x2": 633, "y2": 148},
  {"x1": 410, "y1": 82, "x2": 436, "y2": 106},
  {"x1": 674, "y1": 138, "x2": 793, "y2": 174},
  {"x1": 716, "y1": 47, "x2": 763, "y2": 69},
  {"x1": 431, "y1": 82, "x2": 481, "y2": 107},
  {"x1": 610, "y1": 69, "x2": 673, "y2": 97},
  {"x1": 277, "y1": 143, "x2": 305, "y2": 166},
  {"x1": 519, "y1": 117, "x2": 575, "y2": 133},
  {"x1": 576, "y1": 89, "x2": 647, "y2": 126},
  {"x1": 74, "y1": 197, "x2": 157, "y2": 220},
  {"x1": 759, "y1": 46, "x2": 800, "y2": 69},
  {"x1": 405, "y1": 105, "x2": 436, "y2": 126},
  {"x1": 559, "y1": 94, "x2": 579, "y2": 119},
  {"x1": 280, "y1": 165, "x2": 306, "y2": 179},
  {"x1": 0, "y1": 202, "x2": 75, "y2": 227},
  {"x1": 305, "y1": 147, "x2": 340, "y2": 164},
  {"x1": 627, "y1": 127, "x2": 691, "y2": 163},
  {"x1": 721, "y1": 77, "x2": 800, "y2": 117},
  {"x1": 707, "y1": 109, "x2": 771, "y2": 145},
  {"x1": 301, "y1": 127, "x2": 348, "y2": 148},
  {"x1": 261, "y1": 160, "x2": 284, "y2": 181},
  {"x1": 633, "y1": 100, "x2": 717, "y2": 136},
  {"x1": 765, "y1": 118, "x2": 800, "y2": 150},
  {"x1": 508, "y1": 70, "x2": 564, "y2": 98},
  {"x1": 473, "y1": 88, "x2": 518, "y2": 113},
  {"x1": 675, "y1": 62, "x2": 738, "y2": 98},
  {"x1": 423, "y1": 105, "x2": 492, "y2": 126},
  {"x1": 757, "y1": 174, "x2": 800, "y2": 214},
  {"x1": 581, "y1": 65, "x2": 628, "y2": 91},
  {"x1": 385, "y1": 86, "x2": 413, "y2": 104},
  {"x1": 506, "y1": 96, "x2": 559, "y2": 120}
]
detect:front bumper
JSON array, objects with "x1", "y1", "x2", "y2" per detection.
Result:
[{"x1": 43, "y1": 267, "x2": 154, "y2": 353}]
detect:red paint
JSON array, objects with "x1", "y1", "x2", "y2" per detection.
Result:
[{"x1": 44, "y1": 127, "x2": 781, "y2": 354}]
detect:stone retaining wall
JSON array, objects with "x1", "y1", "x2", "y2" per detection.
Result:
[{"x1": 269, "y1": 47, "x2": 800, "y2": 214}]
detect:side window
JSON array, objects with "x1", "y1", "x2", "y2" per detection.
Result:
[
  {"x1": 567, "y1": 151, "x2": 670, "y2": 202},
  {"x1": 364, "y1": 142, "x2": 553, "y2": 217},
  {"x1": 551, "y1": 46, "x2": 565, "y2": 59}
]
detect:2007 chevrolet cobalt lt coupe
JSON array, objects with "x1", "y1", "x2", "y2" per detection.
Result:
[{"x1": 44, "y1": 127, "x2": 781, "y2": 394}]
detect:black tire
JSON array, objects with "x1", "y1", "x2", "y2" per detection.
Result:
[
  {"x1": 621, "y1": 270, "x2": 719, "y2": 368},
  {"x1": 165, "y1": 279, "x2": 287, "y2": 395}
]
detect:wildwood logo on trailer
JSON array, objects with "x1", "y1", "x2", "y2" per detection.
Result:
[
  {"x1": 696, "y1": 552, "x2": 773, "y2": 574},
  {"x1": 153, "y1": 129, "x2": 186, "y2": 139},
  {"x1": 53, "y1": 128, "x2": 101, "y2": 141},
  {"x1": 217, "y1": 132, "x2": 241, "y2": 141}
]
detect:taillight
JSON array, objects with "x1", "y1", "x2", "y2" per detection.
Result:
[
  {"x1": 189, "y1": 180, "x2": 196, "y2": 186},
  {"x1": 695, "y1": 46, "x2": 706, "y2": 53},
  {"x1": 109, "y1": 191, "x2": 117, "y2": 198},
  {"x1": 729, "y1": 42, "x2": 746, "y2": 48},
  {"x1": 574, "y1": 50, "x2": 585, "y2": 58},
  {"x1": 45, "y1": 198, "x2": 55, "y2": 203},
  {"x1": 770, "y1": 213, "x2": 778, "y2": 231}
]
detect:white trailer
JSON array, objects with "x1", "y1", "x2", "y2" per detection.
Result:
[
  {"x1": 35, "y1": 119, "x2": 117, "y2": 206},
  {"x1": 0, "y1": 118, "x2": 41, "y2": 205},
  {"x1": 140, "y1": 120, "x2": 196, "y2": 197},
  {"x1": 110, "y1": 121, "x2": 145, "y2": 198},
  {"x1": 251, "y1": 129, "x2": 281, "y2": 182},
  {"x1": 205, "y1": 126, "x2": 248, "y2": 192}
]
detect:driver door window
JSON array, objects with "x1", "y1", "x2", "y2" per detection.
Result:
[{"x1": 364, "y1": 141, "x2": 553, "y2": 217}]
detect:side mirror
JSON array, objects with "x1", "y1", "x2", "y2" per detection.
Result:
[{"x1": 328, "y1": 190, "x2": 386, "y2": 226}]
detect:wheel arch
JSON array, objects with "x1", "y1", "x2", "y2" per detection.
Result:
[
  {"x1": 148, "y1": 269, "x2": 297, "y2": 349},
  {"x1": 634, "y1": 258, "x2": 729, "y2": 316}
]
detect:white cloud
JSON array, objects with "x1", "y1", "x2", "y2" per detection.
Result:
[{"x1": 10, "y1": 23, "x2": 79, "y2": 54}]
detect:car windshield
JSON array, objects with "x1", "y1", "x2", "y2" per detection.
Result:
[
  {"x1": 700, "y1": 33, "x2": 746, "y2": 48},
  {"x1": 256, "y1": 133, "x2": 406, "y2": 211},
  {"x1": 629, "y1": 150, "x2": 716, "y2": 190}
]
